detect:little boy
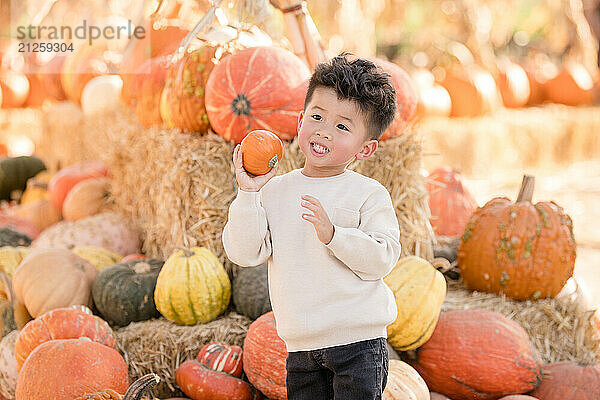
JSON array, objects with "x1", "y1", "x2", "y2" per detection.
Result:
[{"x1": 222, "y1": 54, "x2": 400, "y2": 399}]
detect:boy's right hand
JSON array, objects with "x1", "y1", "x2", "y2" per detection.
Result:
[{"x1": 233, "y1": 144, "x2": 278, "y2": 192}]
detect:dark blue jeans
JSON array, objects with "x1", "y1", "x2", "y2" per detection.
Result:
[{"x1": 285, "y1": 337, "x2": 389, "y2": 400}]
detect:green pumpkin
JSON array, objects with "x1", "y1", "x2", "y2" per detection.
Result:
[
  {"x1": 92, "y1": 259, "x2": 164, "y2": 327},
  {"x1": 232, "y1": 262, "x2": 271, "y2": 320},
  {"x1": 0, "y1": 229, "x2": 31, "y2": 247},
  {"x1": 0, "y1": 156, "x2": 46, "y2": 200}
]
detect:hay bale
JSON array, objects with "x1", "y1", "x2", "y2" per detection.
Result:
[
  {"x1": 35, "y1": 103, "x2": 435, "y2": 276},
  {"x1": 115, "y1": 312, "x2": 252, "y2": 398},
  {"x1": 419, "y1": 105, "x2": 600, "y2": 177},
  {"x1": 442, "y1": 279, "x2": 600, "y2": 366}
]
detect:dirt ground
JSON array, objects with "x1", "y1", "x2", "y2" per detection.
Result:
[{"x1": 460, "y1": 159, "x2": 600, "y2": 308}]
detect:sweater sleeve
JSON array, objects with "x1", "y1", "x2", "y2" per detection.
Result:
[
  {"x1": 222, "y1": 188, "x2": 272, "y2": 267},
  {"x1": 325, "y1": 186, "x2": 401, "y2": 280}
]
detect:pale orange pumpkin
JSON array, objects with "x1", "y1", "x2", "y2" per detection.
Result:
[
  {"x1": 62, "y1": 177, "x2": 110, "y2": 221},
  {"x1": 12, "y1": 248, "x2": 98, "y2": 317},
  {"x1": 241, "y1": 130, "x2": 283, "y2": 175}
]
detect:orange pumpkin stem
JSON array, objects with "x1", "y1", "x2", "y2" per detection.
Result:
[{"x1": 516, "y1": 175, "x2": 535, "y2": 203}]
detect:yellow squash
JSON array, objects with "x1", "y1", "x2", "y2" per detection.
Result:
[
  {"x1": 72, "y1": 246, "x2": 123, "y2": 271},
  {"x1": 0, "y1": 247, "x2": 31, "y2": 277},
  {"x1": 384, "y1": 256, "x2": 446, "y2": 351},
  {"x1": 154, "y1": 247, "x2": 231, "y2": 325}
]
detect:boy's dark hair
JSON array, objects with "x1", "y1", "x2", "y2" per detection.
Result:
[{"x1": 304, "y1": 53, "x2": 397, "y2": 141}]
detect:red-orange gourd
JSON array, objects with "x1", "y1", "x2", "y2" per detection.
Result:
[
  {"x1": 197, "y1": 342, "x2": 244, "y2": 378},
  {"x1": 47, "y1": 161, "x2": 108, "y2": 211},
  {"x1": 161, "y1": 45, "x2": 226, "y2": 133},
  {"x1": 530, "y1": 361, "x2": 600, "y2": 399},
  {"x1": 241, "y1": 130, "x2": 283, "y2": 175},
  {"x1": 205, "y1": 46, "x2": 310, "y2": 144},
  {"x1": 457, "y1": 175, "x2": 576, "y2": 300},
  {"x1": 176, "y1": 359, "x2": 261, "y2": 400},
  {"x1": 243, "y1": 311, "x2": 288, "y2": 399},
  {"x1": 411, "y1": 309, "x2": 543, "y2": 400},
  {"x1": 425, "y1": 167, "x2": 477, "y2": 237},
  {"x1": 15, "y1": 338, "x2": 129, "y2": 400},
  {"x1": 15, "y1": 305, "x2": 115, "y2": 371},
  {"x1": 368, "y1": 58, "x2": 418, "y2": 139}
]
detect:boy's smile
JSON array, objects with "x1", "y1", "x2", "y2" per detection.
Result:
[{"x1": 298, "y1": 87, "x2": 378, "y2": 178}]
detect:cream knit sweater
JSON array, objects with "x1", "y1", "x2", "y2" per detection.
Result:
[{"x1": 222, "y1": 168, "x2": 400, "y2": 352}]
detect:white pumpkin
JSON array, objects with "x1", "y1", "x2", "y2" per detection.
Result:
[
  {"x1": 0, "y1": 330, "x2": 19, "y2": 399},
  {"x1": 81, "y1": 75, "x2": 123, "y2": 116},
  {"x1": 383, "y1": 360, "x2": 429, "y2": 400}
]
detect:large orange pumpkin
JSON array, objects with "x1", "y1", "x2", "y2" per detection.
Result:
[
  {"x1": 439, "y1": 64, "x2": 501, "y2": 117},
  {"x1": 457, "y1": 175, "x2": 576, "y2": 300},
  {"x1": 15, "y1": 305, "x2": 115, "y2": 371},
  {"x1": 368, "y1": 58, "x2": 418, "y2": 140},
  {"x1": 205, "y1": 46, "x2": 310, "y2": 144},
  {"x1": 243, "y1": 311, "x2": 287, "y2": 399},
  {"x1": 530, "y1": 361, "x2": 599, "y2": 399},
  {"x1": 424, "y1": 167, "x2": 477, "y2": 237},
  {"x1": 47, "y1": 161, "x2": 108, "y2": 212},
  {"x1": 411, "y1": 309, "x2": 543, "y2": 400},
  {"x1": 130, "y1": 56, "x2": 169, "y2": 128},
  {"x1": 161, "y1": 45, "x2": 226, "y2": 132},
  {"x1": 61, "y1": 44, "x2": 109, "y2": 104},
  {"x1": 15, "y1": 338, "x2": 128, "y2": 400}
]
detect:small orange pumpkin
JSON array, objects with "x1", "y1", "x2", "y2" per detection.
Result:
[{"x1": 240, "y1": 130, "x2": 283, "y2": 176}]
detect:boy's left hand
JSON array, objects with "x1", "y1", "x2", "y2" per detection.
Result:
[{"x1": 301, "y1": 195, "x2": 334, "y2": 245}]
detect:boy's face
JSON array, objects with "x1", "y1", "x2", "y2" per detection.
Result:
[{"x1": 297, "y1": 87, "x2": 378, "y2": 177}]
